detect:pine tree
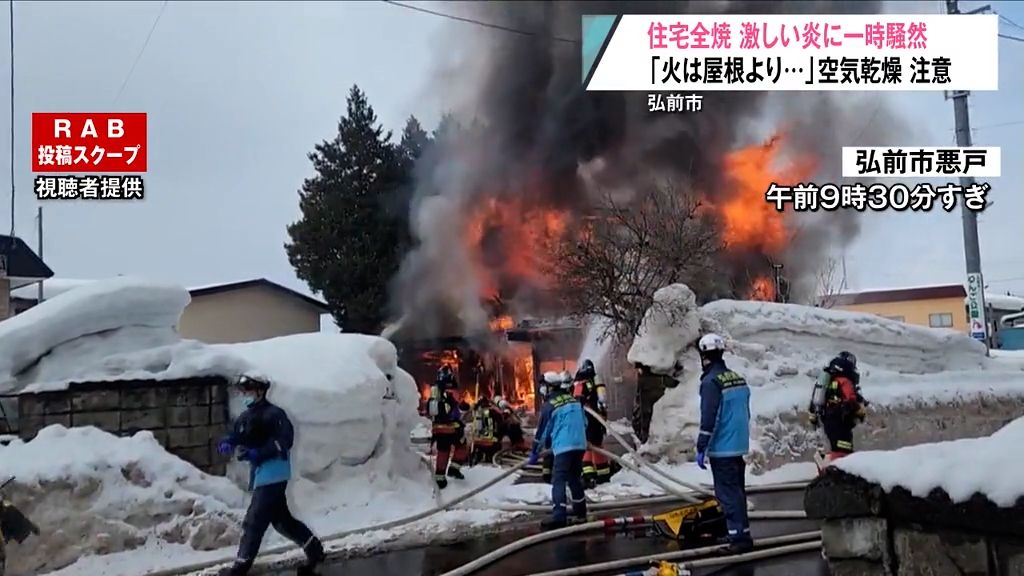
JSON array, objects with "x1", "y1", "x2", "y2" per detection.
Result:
[{"x1": 285, "y1": 85, "x2": 405, "y2": 333}]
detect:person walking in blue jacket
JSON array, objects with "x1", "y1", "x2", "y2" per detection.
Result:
[
  {"x1": 694, "y1": 334, "x2": 753, "y2": 554},
  {"x1": 528, "y1": 371, "x2": 589, "y2": 529},
  {"x1": 217, "y1": 375, "x2": 325, "y2": 576}
]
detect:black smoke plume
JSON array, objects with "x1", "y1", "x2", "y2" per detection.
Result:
[{"x1": 386, "y1": 0, "x2": 908, "y2": 341}]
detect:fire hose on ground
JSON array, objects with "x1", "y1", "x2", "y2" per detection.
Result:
[
  {"x1": 524, "y1": 531, "x2": 823, "y2": 576},
  {"x1": 146, "y1": 459, "x2": 533, "y2": 576},
  {"x1": 437, "y1": 512, "x2": 820, "y2": 576}
]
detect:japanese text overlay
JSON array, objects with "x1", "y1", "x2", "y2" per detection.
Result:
[
  {"x1": 584, "y1": 14, "x2": 998, "y2": 92},
  {"x1": 32, "y1": 112, "x2": 147, "y2": 200}
]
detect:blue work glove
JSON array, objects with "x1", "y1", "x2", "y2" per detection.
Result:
[
  {"x1": 217, "y1": 438, "x2": 235, "y2": 455},
  {"x1": 696, "y1": 451, "x2": 707, "y2": 470},
  {"x1": 527, "y1": 452, "x2": 540, "y2": 466}
]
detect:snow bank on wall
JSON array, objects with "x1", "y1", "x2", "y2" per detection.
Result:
[
  {"x1": 0, "y1": 426, "x2": 247, "y2": 576},
  {"x1": 638, "y1": 286, "x2": 1024, "y2": 460},
  {"x1": 217, "y1": 333, "x2": 427, "y2": 485},
  {"x1": 0, "y1": 277, "x2": 247, "y2": 394},
  {"x1": 835, "y1": 416, "x2": 1024, "y2": 507}
]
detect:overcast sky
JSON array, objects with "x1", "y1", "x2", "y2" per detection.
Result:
[{"x1": 1, "y1": 0, "x2": 1021, "y2": 304}]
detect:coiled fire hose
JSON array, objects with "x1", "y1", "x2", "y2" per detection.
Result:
[
  {"x1": 523, "y1": 530, "x2": 823, "y2": 576},
  {"x1": 146, "y1": 459, "x2": 533, "y2": 576}
]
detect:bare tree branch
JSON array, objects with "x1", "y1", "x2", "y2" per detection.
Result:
[
  {"x1": 543, "y1": 177, "x2": 724, "y2": 344},
  {"x1": 812, "y1": 256, "x2": 847, "y2": 308}
]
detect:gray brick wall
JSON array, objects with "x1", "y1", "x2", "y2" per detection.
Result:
[{"x1": 16, "y1": 377, "x2": 231, "y2": 475}]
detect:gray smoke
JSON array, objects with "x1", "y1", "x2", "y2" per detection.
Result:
[{"x1": 388, "y1": 0, "x2": 909, "y2": 340}]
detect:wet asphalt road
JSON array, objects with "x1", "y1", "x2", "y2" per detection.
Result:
[{"x1": 289, "y1": 489, "x2": 825, "y2": 576}]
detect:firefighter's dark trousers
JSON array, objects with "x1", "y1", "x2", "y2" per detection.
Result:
[
  {"x1": 231, "y1": 481, "x2": 322, "y2": 575},
  {"x1": 821, "y1": 408, "x2": 855, "y2": 458},
  {"x1": 709, "y1": 456, "x2": 751, "y2": 546},
  {"x1": 551, "y1": 450, "x2": 587, "y2": 522}
]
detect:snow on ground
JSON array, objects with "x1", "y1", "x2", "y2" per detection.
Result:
[
  {"x1": 0, "y1": 426, "x2": 248, "y2": 575},
  {"x1": 835, "y1": 416, "x2": 1024, "y2": 507},
  {"x1": 632, "y1": 285, "x2": 1024, "y2": 461},
  {"x1": 0, "y1": 278, "x2": 521, "y2": 575}
]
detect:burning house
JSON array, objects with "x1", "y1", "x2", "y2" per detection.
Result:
[
  {"x1": 383, "y1": 2, "x2": 903, "y2": 419},
  {"x1": 390, "y1": 315, "x2": 583, "y2": 416}
]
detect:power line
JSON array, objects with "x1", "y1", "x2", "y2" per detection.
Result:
[
  {"x1": 1000, "y1": 14, "x2": 1024, "y2": 33},
  {"x1": 9, "y1": 0, "x2": 14, "y2": 237},
  {"x1": 1000, "y1": 32, "x2": 1024, "y2": 43},
  {"x1": 112, "y1": 0, "x2": 169, "y2": 106},
  {"x1": 380, "y1": 0, "x2": 580, "y2": 44}
]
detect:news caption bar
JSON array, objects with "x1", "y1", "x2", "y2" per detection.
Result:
[{"x1": 583, "y1": 14, "x2": 999, "y2": 91}]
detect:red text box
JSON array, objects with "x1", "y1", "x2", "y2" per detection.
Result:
[{"x1": 32, "y1": 112, "x2": 147, "y2": 173}]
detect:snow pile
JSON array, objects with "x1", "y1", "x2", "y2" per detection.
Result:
[
  {"x1": 627, "y1": 284, "x2": 701, "y2": 372},
  {"x1": 969, "y1": 292, "x2": 1024, "y2": 312},
  {"x1": 0, "y1": 277, "x2": 246, "y2": 394},
  {"x1": 636, "y1": 285, "x2": 1024, "y2": 460},
  {"x1": 10, "y1": 277, "x2": 97, "y2": 300},
  {"x1": 0, "y1": 426, "x2": 247, "y2": 576},
  {"x1": 215, "y1": 333, "x2": 429, "y2": 488},
  {"x1": 835, "y1": 416, "x2": 1024, "y2": 507}
]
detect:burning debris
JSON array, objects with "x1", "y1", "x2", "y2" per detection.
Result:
[{"x1": 388, "y1": 0, "x2": 907, "y2": 344}]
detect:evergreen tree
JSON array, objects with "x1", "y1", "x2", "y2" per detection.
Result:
[{"x1": 285, "y1": 85, "x2": 405, "y2": 333}]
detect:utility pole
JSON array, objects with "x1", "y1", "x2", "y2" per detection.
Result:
[
  {"x1": 945, "y1": 0, "x2": 991, "y2": 352},
  {"x1": 36, "y1": 206, "x2": 42, "y2": 304}
]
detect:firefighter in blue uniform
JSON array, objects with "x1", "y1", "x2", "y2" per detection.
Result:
[
  {"x1": 694, "y1": 334, "x2": 753, "y2": 554},
  {"x1": 217, "y1": 375, "x2": 325, "y2": 576},
  {"x1": 528, "y1": 371, "x2": 589, "y2": 529}
]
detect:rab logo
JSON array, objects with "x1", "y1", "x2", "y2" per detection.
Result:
[{"x1": 32, "y1": 113, "x2": 147, "y2": 173}]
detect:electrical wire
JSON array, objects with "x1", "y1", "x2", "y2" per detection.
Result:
[
  {"x1": 999, "y1": 33, "x2": 1024, "y2": 43},
  {"x1": 8, "y1": 0, "x2": 14, "y2": 237},
  {"x1": 999, "y1": 14, "x2": 1024, "y2": 33},
  {"x1": 380, "y1": 0, "x2": 580, "y2": 44},
  {"x1": 111, "y1": 0, "x2": 169, "y2": 106}
]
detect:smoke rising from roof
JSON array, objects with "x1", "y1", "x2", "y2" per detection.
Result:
[{"x1": 387, "y1": 1, "x2": 909, "y2": 340}]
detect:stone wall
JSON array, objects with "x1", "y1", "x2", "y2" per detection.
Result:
[
  {"x1": 753, "y1": 395, "x2": 1024, "y2": 472},
  {"x1": 14, "y1": 377, "x2": 231, "y2": 474},
  {"x1": 805, "y1": 469, "x2": 1024, "y2": 575}
]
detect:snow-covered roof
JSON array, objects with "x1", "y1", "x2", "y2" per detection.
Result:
[
  {"x1": 0, "y1": 277, "x2": 249, "y2": 394},
  {"x1": 9, "y1": 277, "x2": 97, "y2": 300},
  {"x1": 966, "y1": 292, "x2": 1024, "y2": 312}
]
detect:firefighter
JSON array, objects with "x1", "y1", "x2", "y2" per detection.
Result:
[
  {"x1": 428, "y1": 365, "x2": 468, "y2": 489},
  {"x1": 573, "y1": 359, "x2": 612, "y2": 488},
  {"x1": 528, "y1": 371, "x2": 589, "y2": 529},
  {"x1": 633, "y1": 362, "x2": 680, "y2": 444},
  {"x1": 694, "y1": 334, "x2": 753, "y2": 555},
  {"x1": 216, "y1": 375, "x2": 325, "y2": 576},
  {"x1": 493, "y1": 396, "x2": 528, "y2": 450},
  {"x1": 814, "y1": 353, "x2": 866, "y2": 467},
  {"x1": 470, "y1": 397, "x2": 503, "y2": 465},
  {"x1": 536, "y1": 372, "x2": 562, "y2": 483}
]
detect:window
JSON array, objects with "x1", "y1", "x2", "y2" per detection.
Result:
[
  {"x1": 883, "y1": 315, "x2": 905, "y2": 322},
  {"x1": 929, "y1": 313, "x2": 954, "y2": 328}
]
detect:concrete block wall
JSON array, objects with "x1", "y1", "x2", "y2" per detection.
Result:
[{"x1": 16, "y1": 377, "x2": 231, "y2": 474}]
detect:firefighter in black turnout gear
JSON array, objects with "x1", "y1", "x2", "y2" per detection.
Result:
[
  {"x1": 810, "y1": 351, "x2": 867, "y2": 467},
  {"x1": 429, "y1": 366, "x2": 468, "y2": 489},
  {"x1": 574, "y1": 359, "x2": 611, "y2": 488},
  {"x1": 217, "y1": 375, "x2": 325, "y2": 576}
]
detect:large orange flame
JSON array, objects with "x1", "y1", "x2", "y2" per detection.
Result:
[
  {"x1": 719, "y1": 134, "x2": 817, "y2": 255},
  {"x1": 747, "y1": 276, "x2": 777, "y2": 302}
]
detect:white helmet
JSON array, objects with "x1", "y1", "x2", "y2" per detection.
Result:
[
  {"x1": 543, "y1": 371, "x2": 562, "y2": 384},
  {"x1": 698, "y1": 333, "x2": 726, "y2": 353},
  {"x1": 559, "y1": 371, "x2": 574, "y2": 388}
]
